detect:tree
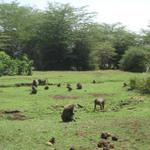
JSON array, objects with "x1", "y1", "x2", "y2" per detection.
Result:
[
  {"x1": 120, "y1": 47, "x2": 150, "y2": 72},
  {"x1": 92, "y1": 42, "x2": 117, "y2": 69}
]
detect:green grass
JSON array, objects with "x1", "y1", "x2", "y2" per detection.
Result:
[{"x1": 0, "y1": 70, "x2": 150, "y2": 150}]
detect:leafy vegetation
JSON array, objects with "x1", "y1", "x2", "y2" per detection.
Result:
[
  {"x1": 0, "y1": 51, "x2": 33, "y2": 76},
  {"x1": 0, "y1": 1, "x2": 150, "y2": 72},
  {"x1": 129, "y1": 76, "x2": 150, "y2": 93},
  {"x1": 120, "y1": 47, "x2": 150, "y2": 72}
]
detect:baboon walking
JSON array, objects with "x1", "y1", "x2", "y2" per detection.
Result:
[{"x1": 94, "y1": 98, "x2": 105, "y2": 111}]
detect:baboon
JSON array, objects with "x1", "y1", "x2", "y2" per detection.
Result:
[
  {"x1": 31, "y1": 85, "x2": 37, "y2": 94},
  {"x1": 101, "y1": 132, "x2": 111, "y2": 139},
  {"x1": 94, "y1": 98, "x2": 105, "y2": 111},
  {"x1": 123, "y1": 82, "x2": 127, "y2": 87},
  {"x1": 69, "y1": 146, "x2": 75, "y2": 150},
  {"x1": 57, "y1": 83, "x2": 61, "y2": 87},
  {"x1": 38, "y1": 79, "x2": 47, "y2": 85},
  {"x1": 66, "y1": 83, "x2": 71, "y2": 88},
  {"x1": 44, "y1": 85, "x2": 49, "y2": 90},
  {"x1": 92, "y1": 80, "x2": 96, "y2": 84},
  {"x1": 32, "y1": 80, "x2": 38, "y2": 87},
  {"x1": 112, "y1": 135, "x2": 118, "y2": 141},
  {"x1": 67, "y1": 84, "x2": 72, "y2": 91},
  {"x1": 61, "y1": 104, "x2": 75, "y2": 122},
  {"x1": 76, "y1": 83, "x2": 82, "y2": 89},
  {"x1": 49, "y1": 137, "x2": 55, "y2": 144}
]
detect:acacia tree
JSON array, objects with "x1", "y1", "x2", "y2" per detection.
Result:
[{"x1": 33, "y1": 3, "x2": 96, "y2": 70}]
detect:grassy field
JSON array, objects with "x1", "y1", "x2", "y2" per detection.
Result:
[{"x1": 0, "y1": 70, "x2": 150, "y2": 150}]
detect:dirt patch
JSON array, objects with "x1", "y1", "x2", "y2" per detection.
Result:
[
  {"x1": 0, "y1": 110, "x2": 26, "y2": 121},
  {"x1": 88, "y1": 93, "x2": 114, "y2": 97},
  {"x1": 53, "y1": 95, "x2": 79, "y2": 100},
  {"x1": 7, "y1": 113, "x2": 26, "y2": 120}
]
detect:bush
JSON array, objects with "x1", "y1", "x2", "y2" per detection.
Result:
[
  {"x1": 0, "y1": 51, "x2": 33, "y2": 76},
  {"x1": 120, "y1": 47, "x2": 150, "y2": 72},
  {"x1": 128, "y1": 76, "x2": 150, "y2": 94}
]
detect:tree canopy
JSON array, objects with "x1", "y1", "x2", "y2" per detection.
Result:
[{"x1": 0, "y1": 1, "x2": 150, "y2": 72}]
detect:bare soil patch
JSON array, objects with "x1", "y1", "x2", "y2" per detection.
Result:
[
  {"x1": 88, "y1": 93, "x2": 114, "y2": 97},
  {"x1": 0, "y1": 110, "x2": 26, "y2": 120},
  {"x1": 53, "y1": 95, "x2": 79, "y2": 100}
]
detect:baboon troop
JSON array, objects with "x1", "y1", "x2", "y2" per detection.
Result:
[
  {"x1": 76, "y1": 83, "x2": 82, "y2": 89},
  {"x1": 94, "y1": 98, "x2": 105, "y2": 111},
  {"x1": 61, "y1": 104, "x2": 75, "y2": 122}
]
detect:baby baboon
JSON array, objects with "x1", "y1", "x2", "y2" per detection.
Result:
[
  {"x1": 76, "y1": 83, "x2": 82, "y2": 89},
  {"x1": 61, "y1": 104, "x2": 75, "y2": 122},
  {"x1": 44, "y1": 85, "x2": 49, "y2": 90},
  {"x1": 32, "y1": 80, "x2": 38, "y2": 87},
  {"x1": 92, "y1": 80, "x2": 96, "y2": 84},
  {"x1": 94, "y1": 98, "x2": 105, "y2": 111},
  {"x1": 31, "y1": 85, "x2": 37, "y2": 94}
]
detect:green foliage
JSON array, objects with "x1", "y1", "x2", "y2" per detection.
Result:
[
  {"x1": 0, "y1": 51, "x2": 33, "y2": 76},
  {"x1": 120, "y1": 47, "x2": 150, "y2": 72},
  {"x1": 0, "y1": 1, "x2": 149, "y2": 71},
  {"x1": 93, "y1": 42, "x2": 117, "y2": 69},
  {"x1": 129, "y1": 76, "x2": 150, "y2": 94}
]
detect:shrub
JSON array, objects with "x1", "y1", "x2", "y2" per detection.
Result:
[
  {"x1": 0, "y1": 51, "x2": 33, "y2": 76},
  {"x1": 120, "y1": 47, "x2": 150, "y2": 72},
  {"x1": 128, "y1": 76, "x2": 150, "y2": 94}
]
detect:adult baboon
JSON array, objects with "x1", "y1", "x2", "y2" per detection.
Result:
[
  {"x1": 31, "y1": 85, "x2": 37, "y2": 94},
  {"x1": 67, "y1": 84, "x2": 72, "y2": 91},
  {"x1": 76, "y1": 83, "x2": 82, "y2": 89},
  {"x1": 61, "y1": 104, "x2": 75, "y2": 122},
  {"x1": 32, "y1": 80, "x2": 38, "y2": 87},
  {"x1": 94, "y1": 98, "x2": 105, "y2": 111}
]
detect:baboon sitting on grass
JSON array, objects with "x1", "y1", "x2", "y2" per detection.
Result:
[
  {"x1": 76, "y1": 83, "x2": 82, "y2": 89},
  {"x1": 61, "y1": 104, "x2": 75, "y2": 122}
]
